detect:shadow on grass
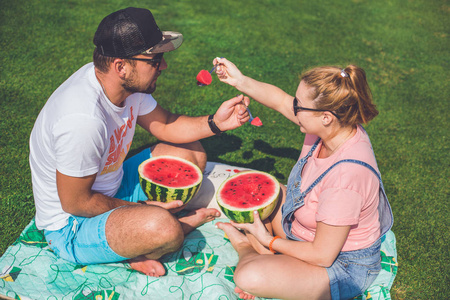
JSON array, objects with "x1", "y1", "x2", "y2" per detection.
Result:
[
  {"x1": 126, "y1": 134, "x2": 299, "y2": 181},
  {"x1": 202, "y1": 134, "x2": 299, "y2": 181}
]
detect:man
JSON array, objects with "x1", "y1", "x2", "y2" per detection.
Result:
[{"x1": 29, "y1": 7, "x2": 249, "y2": 277}]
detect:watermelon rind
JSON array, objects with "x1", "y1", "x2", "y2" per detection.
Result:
[
  {"x1": 216, "y1": 170, "x2": 280, "y2": 223},
  {"x1": 138, "y1": 155, "x2": 203, "y2": 204}
]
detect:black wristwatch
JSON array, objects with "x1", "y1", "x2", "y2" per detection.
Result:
[{"x1": 208, "y1": 114, "x2": 225, "y2": 135}]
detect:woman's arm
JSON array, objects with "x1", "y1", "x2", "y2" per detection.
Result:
[
  {"x1": 214, "y1": 58, "x2": 299, "y2": 124},
  {"x1": 271, "y1": 222, "x2": 350, "y2": 267},
  {"x1": 233, "y1": 211, "x2": 350, "y2": 267}
]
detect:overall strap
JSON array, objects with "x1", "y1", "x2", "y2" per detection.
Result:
[
  {"x1": 303, "y1": 159, "x2": 382, "y2": 195},
  {"x1": 302, "y1": 158, "x2": 394, "y2": 237},
  {"x1": 304, "y1": 138, "x2": 321, "y2": 160},
  {"x1": 283, "y1": 132, "x2": 394, "y2": 240},
  {"x1": 295, "y1": 138, "x2": 321, "y2": 178}
]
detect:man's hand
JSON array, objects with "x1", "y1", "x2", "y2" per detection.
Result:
[
  {"x1": 141, "y1": 199, "x2": 185, "y2": 214},
  {"x1": 213, "y1": 94, "x2": 250, "y2": 131}
]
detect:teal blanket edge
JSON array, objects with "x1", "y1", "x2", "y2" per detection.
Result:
[{"x1": 0, "y1": 218, "x2": 397, "y2": 300}]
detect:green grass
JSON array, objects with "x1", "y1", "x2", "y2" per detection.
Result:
[{"x1": 1, "y1": 0, "x2": 448, "y2": 298}]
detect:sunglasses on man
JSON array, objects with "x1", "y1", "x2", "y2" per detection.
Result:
[
  {"x1": 293, "y1": 97, "x2": 340, "y2": 119},
  {"x1": 124, "y1": 53, "x2": 164, "y2": 68}
]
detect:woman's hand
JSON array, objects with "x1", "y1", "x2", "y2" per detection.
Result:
[
  {"x1": 229, "y1": 210, "x2": 274, "y2": 248},
  {"x1": 213, "y1": 57, "x2": 245, "y2": 88}
]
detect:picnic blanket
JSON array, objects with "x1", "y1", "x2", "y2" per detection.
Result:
[{"x1": 0, "y1": 162, "x2": 398, "y2": 300}]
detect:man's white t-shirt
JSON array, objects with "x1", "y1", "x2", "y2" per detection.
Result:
[{"x1": 29, "y1": 63, "x2": 157, "y2": 230}]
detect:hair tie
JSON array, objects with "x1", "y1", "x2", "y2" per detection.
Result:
[{"x1": 340, "y1": 69, "x2": 349, "y2": 78}]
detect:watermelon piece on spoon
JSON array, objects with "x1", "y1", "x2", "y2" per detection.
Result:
[
  {"x1": 240, "y1": 99, "x2": 263, "y2": 127},
  {"x1": 197, "y1": 58, "x2": 222, "y2": 86},
  {"x1": 250, "y1": 117, "x2": 263, "y2": 127},
  {"x1": 196, "y1": 70, "x2": 212, "y2": 86}
]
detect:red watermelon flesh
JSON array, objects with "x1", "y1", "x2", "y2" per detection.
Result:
[
  {"x1": 196, "y1": 70, "x2": 212, "y2": 85},
  {"x1": 219, "y1": 173, "x2": 277, "y2": 208},
  {"x1": 216, "y1": 170, "x2": 280, "y2": 223},
  {"x1": 140, "y1": 157, "x2": 200, "y2": 188},
  {"x1": 250, "y1": 117, "x2": 263, "y2": 127}
]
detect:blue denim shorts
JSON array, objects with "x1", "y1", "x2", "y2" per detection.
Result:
[
  {"x1": 114, "y1": 147, "x2": 152, "y2": 202},
  {"x1": 327, "y1": 238, "x2": 382, "y2": 300},
  {"x1": 44, "y1": 148, "x2": 152, "y2": 265},
  {"x1": 44, "y1": 209, "x2": 128, "y2": 264}
]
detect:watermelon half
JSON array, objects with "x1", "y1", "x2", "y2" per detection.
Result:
[
  {"x1": 138, "y1": 155, "x2": 203, "y2": 204},
  {"x1": 216, "y1": 170, "x2": 280, "y2": 223}
]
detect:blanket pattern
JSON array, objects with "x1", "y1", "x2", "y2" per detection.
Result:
[{"x1": 0, "y1": 163, "x2": 397, "y2": 300}]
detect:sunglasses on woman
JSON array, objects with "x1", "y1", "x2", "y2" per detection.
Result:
[{"x1": 293, "y1": 97, "x2": 340, "y2": 119}]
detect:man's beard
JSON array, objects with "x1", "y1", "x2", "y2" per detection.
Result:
[{"x1": 122, "y1": 68, "x2": 156, "y2": 94}]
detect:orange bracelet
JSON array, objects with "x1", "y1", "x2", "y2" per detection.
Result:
[{"x1": 269, "y1": 236, "x2": 281, "y2": 253}]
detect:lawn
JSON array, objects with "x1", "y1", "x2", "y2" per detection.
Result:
[{"x1": 0, "y1": 0, "x2": 448, "y2": 298}]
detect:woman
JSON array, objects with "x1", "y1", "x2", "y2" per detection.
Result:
[{"x1": 213, "y1": 58, "x2": 393, "y2": 300}]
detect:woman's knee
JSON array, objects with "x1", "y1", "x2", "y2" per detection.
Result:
[{"x1": 234, "y1": 260, "x2": 268, "y2": 293}]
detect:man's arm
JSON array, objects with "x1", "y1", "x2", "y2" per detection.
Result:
[
  {"x1": 56, "y1": 170, "x2": 138, "y2": 217},
  {"x1": 56, "y1": 171, "x2": 184, "y2": 217},
  {"x1": 137, "y1": 95, "x2": 249, "y2": 142}
]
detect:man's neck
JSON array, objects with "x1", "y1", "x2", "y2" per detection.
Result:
[{"x1": 95, "y1": 68, "x2": 130, "y2": 107}]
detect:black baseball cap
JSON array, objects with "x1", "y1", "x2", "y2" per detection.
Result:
[{"x1": 93, "y1": 7, "x2": 183, "y2": 58}]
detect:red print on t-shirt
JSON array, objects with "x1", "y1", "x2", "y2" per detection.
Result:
[{"x1": 101, "y1": 106, "x2": 134, "y2": 175}]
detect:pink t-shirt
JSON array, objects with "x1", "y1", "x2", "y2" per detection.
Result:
[{"x1": 291, "y1": 125, "x2": 381, "y2": 251}]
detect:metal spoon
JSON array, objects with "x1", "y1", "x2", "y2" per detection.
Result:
[{"x1": 241, "y1": 99, "x2": 263, "y2": 127}]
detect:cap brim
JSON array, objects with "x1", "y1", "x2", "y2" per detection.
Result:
[{"x1": 142, "y1": 31, "x2": 183, "y2": 54}]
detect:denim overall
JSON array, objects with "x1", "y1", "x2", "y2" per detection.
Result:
[{"x1": 281, "y1": 138, "x2": 394, "y2": 241}]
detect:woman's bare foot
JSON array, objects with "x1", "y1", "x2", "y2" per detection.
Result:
[
  {"x1": 235, "y1": 287, "x2": 256, "y2": 300},
  {"x1": 217, "y1": 223, "x2": 261, "y2": 299},
  {"x1": 178, "y1": 208, "x2": 220, "y2": 234},
  {"x1": 128, "y1": 256, "x2": 166, "y2": 277}
]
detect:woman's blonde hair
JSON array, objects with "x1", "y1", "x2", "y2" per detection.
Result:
[{"x1": 300, "y1": 65, "x2": 378, "y2": 126}]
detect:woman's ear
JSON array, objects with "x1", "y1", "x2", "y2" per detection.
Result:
[{"x1": 321, "y1": 112, "x2": 334, "y2": 126}]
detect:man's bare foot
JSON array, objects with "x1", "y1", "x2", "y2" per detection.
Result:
[
  {"x1": 128, "y1": 256, "x2": 166, "y2": 277},
  {"x1": 178, "y1": 208, "x2": 220, "y2": 234},
  {"x1": 235, "y1": 287, "x2": 256, "y2": 300}
]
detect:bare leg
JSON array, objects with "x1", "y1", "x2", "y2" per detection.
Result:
[
  {"x1": 217, "y1": 222, "x2": 331, "y2": 300},
  {"x1": 118, "y1": 206, "x2": 220, "y2": 276},
  {"x1": 151, "y1": 141, "x2": 207, "y2": 172},
  {"x1": 105, "y1": 205, "x2": 183, "y2": 276},
  {"x1": 151, "y1": 140, "x2": 223, "y2": 233},
  {"x1": 107, "y1": 141, "x2": 217, "y2": 276}
]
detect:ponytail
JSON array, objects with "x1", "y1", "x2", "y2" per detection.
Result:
[{"x1": 301, "y1": 65, "x2": 378, "y2": 126}]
